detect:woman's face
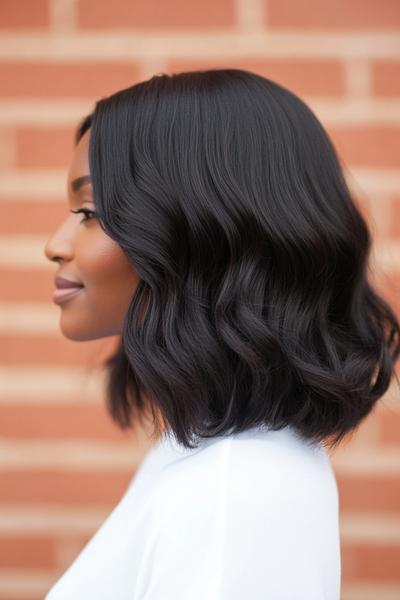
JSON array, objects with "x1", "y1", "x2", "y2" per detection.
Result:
[{"x1": 44, "y1": 128, "x2": 140, "y2": 341}]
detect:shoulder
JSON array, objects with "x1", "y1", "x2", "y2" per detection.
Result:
[
  {"x1": 228, "y1": 426, "x2": 338, "y2": 502},
  {"x1": 152, "y1": 435, "x2": 233, "y2": 523},
  {"x1": 152, "y1": 426, "x2": 338, "y2": 517},
  {"x1": 136, "y1": 428, "x2": 341, "y2": 600}
]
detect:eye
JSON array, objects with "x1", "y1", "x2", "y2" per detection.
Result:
[{"x1": 70, "y1": 208, "x2": 97, "y2": 223}]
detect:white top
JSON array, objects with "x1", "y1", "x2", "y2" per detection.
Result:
[{"x1": 44, "y1": 424, "x2": 341, "y2": 599}]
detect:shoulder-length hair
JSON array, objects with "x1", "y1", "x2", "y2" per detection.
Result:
[{"x1": 75, "y1": 68, "x2": 400, "y2": 450}]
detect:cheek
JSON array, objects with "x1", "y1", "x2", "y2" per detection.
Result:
[{"x1": 78, "y1": 231, "x2": 139, "y2": 308}]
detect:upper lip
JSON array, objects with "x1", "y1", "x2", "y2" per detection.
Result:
[{"x1": 55, "y1": 275, "x2": 84, "y2": 289}]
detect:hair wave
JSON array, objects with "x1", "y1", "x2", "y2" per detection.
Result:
[{"x1": 75, "y1": 68, "x2": 400, "y2": 450}]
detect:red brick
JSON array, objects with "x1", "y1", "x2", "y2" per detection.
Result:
[
  {"x1": 341, "y1": 541, "x2": 400, "y2": 581},
  {"x1": 374, "y1": 275, "x2": 400, "y2": 322},
  {"x1": 16, "y1": 126, "x2": 75, "y2": 168},
  {"x1": 0, "y1": 403, "x2": 136, "y2": 441},
  {"x1": 0, "y1": 334, "x2": 110, "y2": 367},
  {"x1": 389, "y1": 197, "x2": 400, "y2": 238},
  {"x1": 353, "y1": 194, "x2": 372, "y2": 227},
  {"x1": 266, "y1": 0, "x2": 400, "y2": 29},
  {"x1": 337, "y1": 474, "x2": 400, "y2": 514},
  {"x1": 371, "y1": 61, "x2": 400, "y2": 97},
  {"x1": 377, "y1": 405, "x2": 400, "y2": 445},
  {"x1": 77, "y1": 0, "x2": 235, "y2": 29},
  {"x1": 0, "y1": 268, "x2": 55, "y2": 302},
  {"x1": 0, "y1": 62, "x2": 141, "y2": 98},
  {"x1": 168, "y1": 58, "x2": 345, "y2": 98},
  {"x1": 0, "y1": 535, "x2": 55, "y2": 568},
  {"x1": 0, "y1": 470, "x2": 135, "y2": 505},
  {"x1": 0, "y1": 0, "x2": 49, "y2": 29},
  {"x1": 0, "y1": 125, "x2": 15, "y2": 169},
  {"x1": 0, "y1": 597, "x2": 41, "y2": 600},
  {"x1": 326, "y1": 125, "x2": 400, "y2": 169},
  {"x1": 0, "y1": 201, "x2": 67, "y2": 235}
]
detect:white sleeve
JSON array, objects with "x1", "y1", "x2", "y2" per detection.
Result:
[{"x1": 136, "y1": 440, "x2": 341, "y2": 600}]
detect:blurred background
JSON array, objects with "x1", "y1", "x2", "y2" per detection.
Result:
[{"x1": 0, "y1": 1, "x2": 399, "y2": 598}]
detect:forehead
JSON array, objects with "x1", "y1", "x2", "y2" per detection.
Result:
[{"x1": 67, "y1": 129, "x2": 91, "y2": 193}]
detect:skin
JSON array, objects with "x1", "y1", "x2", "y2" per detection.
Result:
[
  {"x1": 44, "y1": 127, "x2": 165, "y2": 441},
  {"x1": 44, "y1": 128, "x2": 140, "y2": 342}
]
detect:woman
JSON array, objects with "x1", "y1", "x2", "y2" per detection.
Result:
[{"x1": 43, "y1": 68, "x2": 400, "y2": 599}]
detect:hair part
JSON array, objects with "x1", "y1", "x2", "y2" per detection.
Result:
[{"x1": 75, "y1": 68, "x2": 400, "y2": 451}]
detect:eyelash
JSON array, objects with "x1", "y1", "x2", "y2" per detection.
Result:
[{"x1": 70, "y1": 208, "x2": 97, "y2": 223}]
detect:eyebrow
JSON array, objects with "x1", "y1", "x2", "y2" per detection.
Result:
[{"x1": 71, "y1": 175, "x2": 92, "y2": 193}]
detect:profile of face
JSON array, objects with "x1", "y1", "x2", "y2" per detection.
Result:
[{"x1": 44, "y1": 128, "x2": 140, "y2": 341}]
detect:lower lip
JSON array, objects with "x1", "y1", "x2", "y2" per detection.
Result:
[{"x1": 52, "y1": 287, "x2": 84, "y2": 304}]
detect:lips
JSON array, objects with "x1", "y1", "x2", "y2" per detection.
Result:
[
  {"x1": 53, "y1": 275, "x2": 84, "y2": 304},
  {"x1": 55, "y1": 275, "x2": 84, "y2": 289}
]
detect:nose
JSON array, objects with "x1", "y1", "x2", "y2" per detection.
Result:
[{"x1": 44, "y1": 217, "x2": 75, "y2": 264}]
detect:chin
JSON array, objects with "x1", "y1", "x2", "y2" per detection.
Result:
[
  {"x1": 59, "y1": 320, "x2": 120, "y2": 342},
  {"x1": 59, "y1": 327, "x2": 97, "y2": 342}
]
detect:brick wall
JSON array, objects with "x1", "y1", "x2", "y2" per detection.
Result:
[{"x1": 0, "y1": 1, "x2": 399, "y2": 598}]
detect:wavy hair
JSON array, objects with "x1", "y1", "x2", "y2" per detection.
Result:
[{"x1": 75, "y1": 68, "x2": 400, "y2": 450}]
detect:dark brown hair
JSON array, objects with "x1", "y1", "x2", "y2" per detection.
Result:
[{"x1": 75, "y1": 68, "x2": 400, "y2": 450}]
